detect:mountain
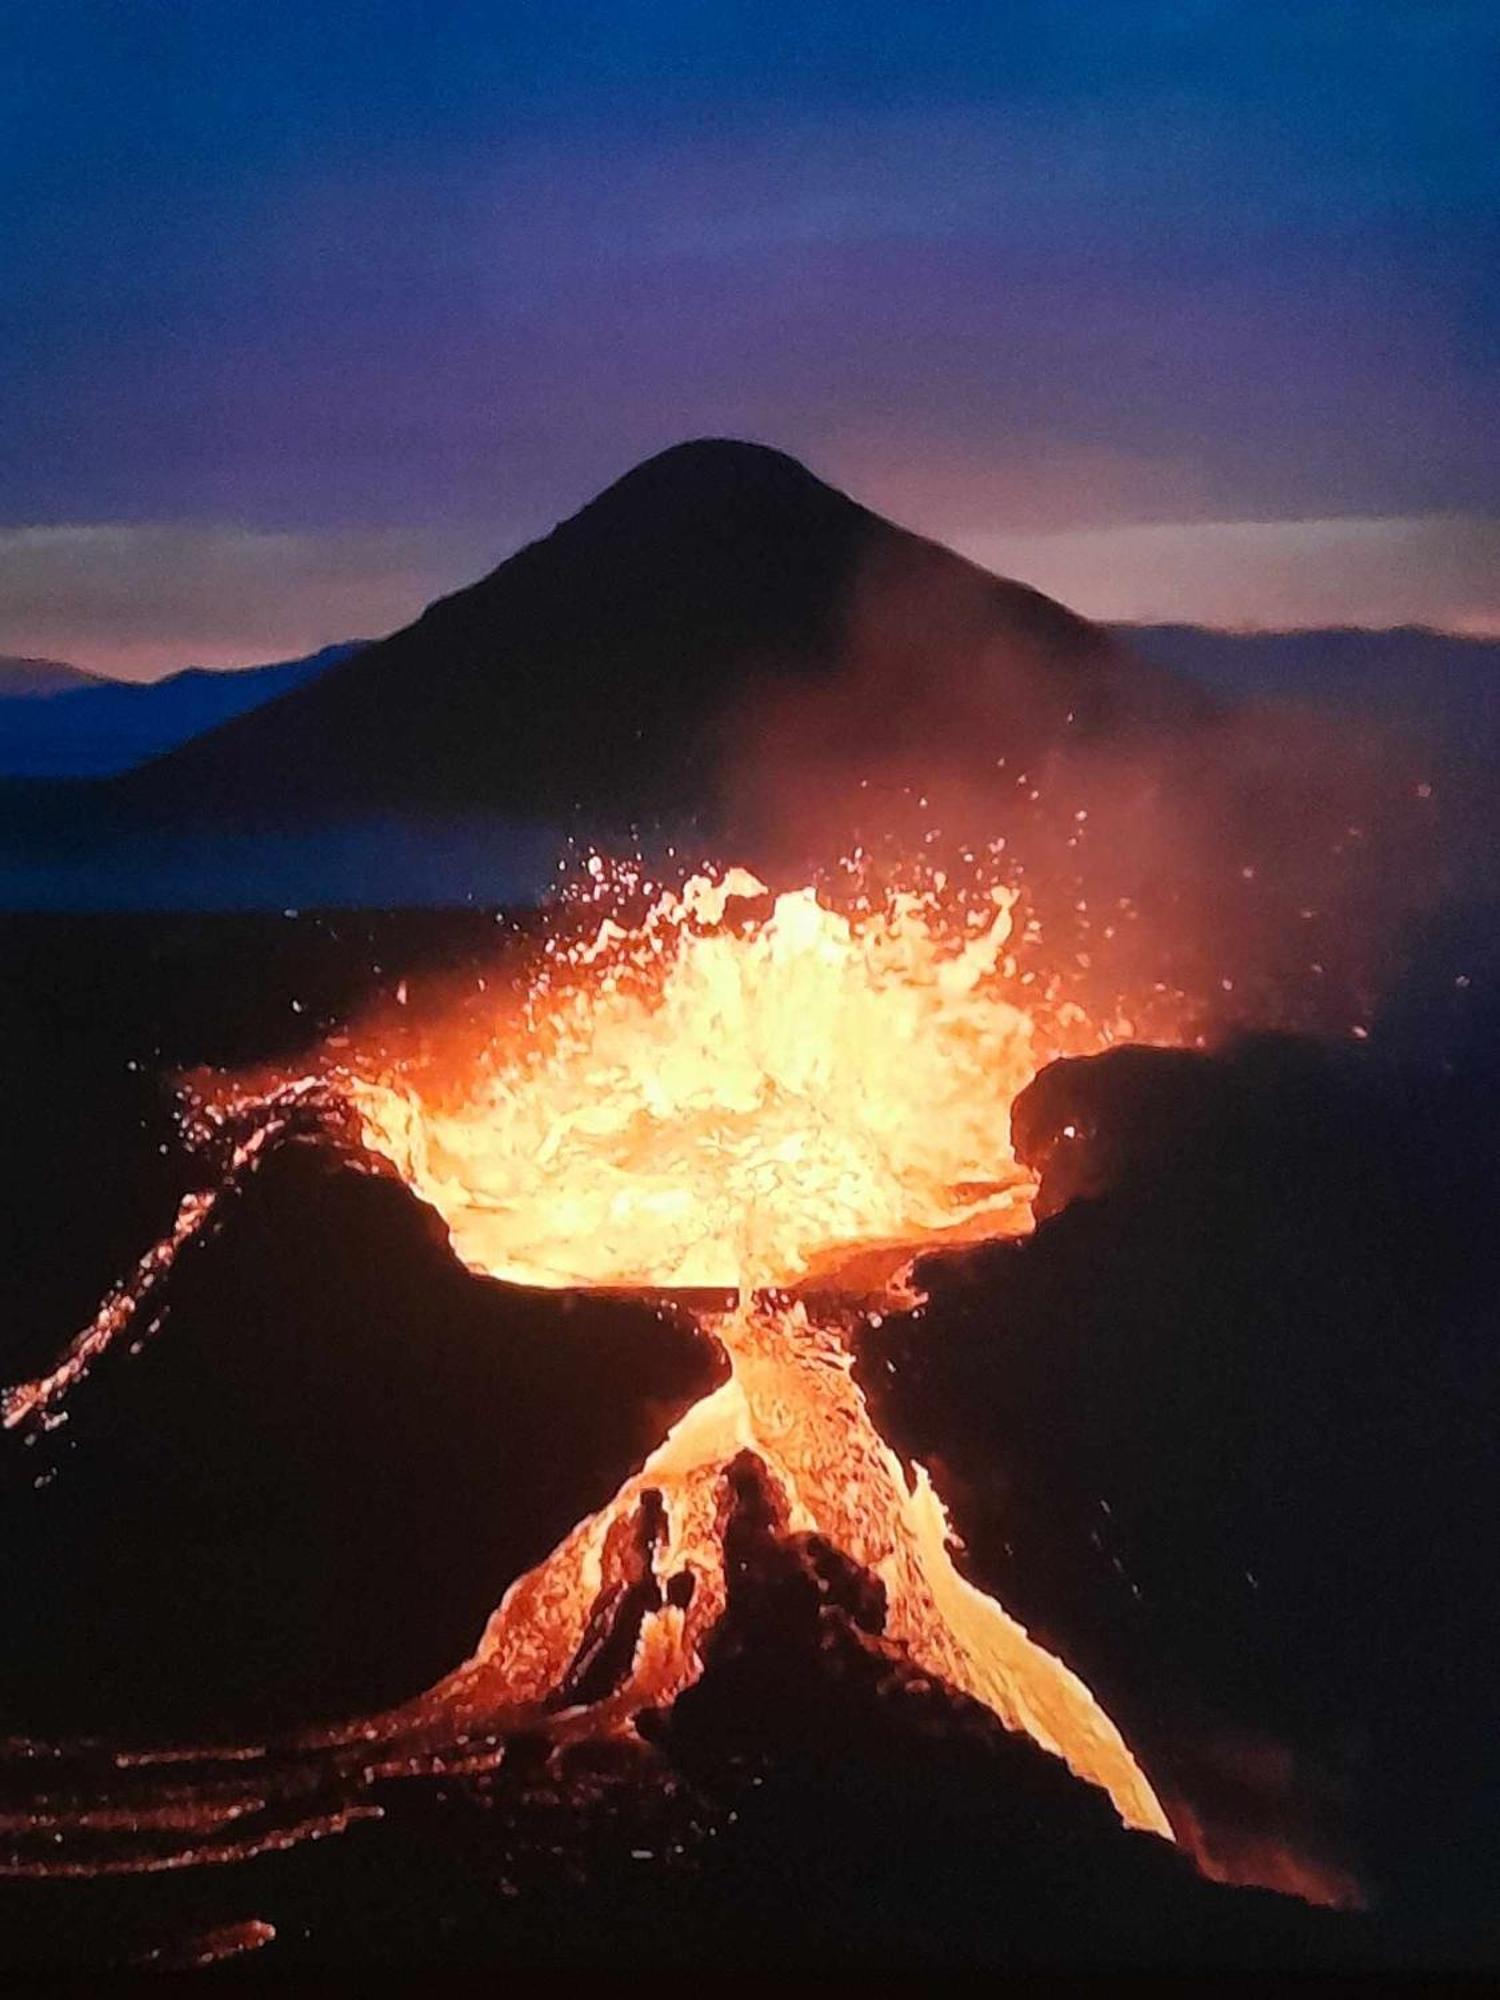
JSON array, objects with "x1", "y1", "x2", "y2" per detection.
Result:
[
  {"x1": 112, "y1": 440, "x2": 1172, "y2": 831},
  {"x1": 8, "y1": 442, "x2": 1486, "y2": 919},
  {"x1": 0, "y1": 656, "x2": 107, "y2": 699},
  {"x1": 0, "y1": 643, "x2": 360, "y2": 778},
  {"x1": 1123, "y1": 624, "x2": 1500, "y2": 765}
]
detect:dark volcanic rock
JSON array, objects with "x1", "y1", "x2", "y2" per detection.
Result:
[
  {"x1": 860, "y1": 1034, "x2": 1500, "y2": 1931},
  {"x1": 0, "y1": 908, "x2": 535, "y2": 1382},
  {"x1": 642, "y1": 1452, "x2": 1355, "y2": 1970},
  {"x1": 0, "y1": 1445, "x2": 1403, "y2": 1974},
  {"x1": 0, "y1": 1140, "x2": 723, "y2": 1739}
]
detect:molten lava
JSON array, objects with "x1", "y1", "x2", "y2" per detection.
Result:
[
  {"x1": 349, "y1": 867, "x2": 1098, "y2": 1289},
  {"x1": 447, "y1": 1296, "x2": 1168, "y2": 1837},
  {"x1": 0, "y1": 863, "x2": 1174, "y2": 1882}
]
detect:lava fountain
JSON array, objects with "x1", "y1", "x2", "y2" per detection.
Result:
[
  {"x1": 348, "y1": 864, "x2": 1064, "y2": 1290},
  {"x1": 0, "y1": 862, "x2": 1174, "y2": 1877}
]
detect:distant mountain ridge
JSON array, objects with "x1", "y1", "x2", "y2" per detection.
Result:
[
  {"x1": 0, "y1": 657, "x2": 107, "y2": 699},
  {"x1": 7, "y1": 623, "x2": 1490, "y2": 783},
  {"x1": 0, "y1": 644, "x2": 361, "y2": 777},
  {"x1": 1121, "y1": 624, "x2": 1500, "y2": 763}
]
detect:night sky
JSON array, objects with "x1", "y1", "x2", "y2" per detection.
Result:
[{"x1": 3, "y1": 2, "x2": 1496, "y2": 674}]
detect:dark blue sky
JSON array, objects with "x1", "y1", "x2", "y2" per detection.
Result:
[{"x1": 3, "y1": 2, "x2": 1496, "y2": 672}]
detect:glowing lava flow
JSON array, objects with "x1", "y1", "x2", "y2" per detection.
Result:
[
  {"x1": 435, "y1": 1298, "x2": 1168, "y2": 1837},
  {"x1": 0, "y1": 865, "x2": 1171, "y2": 1876}
]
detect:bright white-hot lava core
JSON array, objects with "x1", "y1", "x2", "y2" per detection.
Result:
[
  {"x1": 349, "y1": 866, "x2": 1102, "y2": 1290},
  {"x1": 0, "y1": 861, "x2": 1178, "y2": 1879}
]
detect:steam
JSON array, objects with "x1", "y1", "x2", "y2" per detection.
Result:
[{"x1": 716, "y1": 524, "x2": 1476, "y2": 1042}]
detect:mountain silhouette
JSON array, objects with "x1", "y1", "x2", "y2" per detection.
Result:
[
  {"x1": 112, "y1": 440, "x2": 1168, "y2": 832},
  {"x1": 0, "y1": 655, "x2": 107, "y2": 698},
  {"x1": 0, "y1": 643, "x2": 358, "y2": 777},
  {"x1": 1123, "y1": 623, "x2": 1500, "y2": 768}
]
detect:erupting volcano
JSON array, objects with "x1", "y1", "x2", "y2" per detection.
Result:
[
  {"x1": 2, "y1": 449, "x2": 1470, "y2": 1957},
  {"x1": 7, "y1": 0, "x2": 1496, "y2": 1954},
  {"x1": 0, "y1": 858, "x2": 1187, "y2": 1891}
]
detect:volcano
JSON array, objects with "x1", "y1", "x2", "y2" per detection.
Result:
[
  {"x1": 0, "y1": 444, "x2": 1492, "y2": 1971},
  {"x1": 0, "y1": 873, "x2": 1170, "y2": 1843},
  {"x1": 105, "y1": 441, "x2": 1195, "y2": 833},
  {"x1": 0, "y1": 852, "x2": 1433, "y2": 1960},
  {"x1": 0, "y1": 849, "x2": 1494, "y2": 1969},
  {"x1": 0, "y1": 1108, "x2": 1350, "y2": 1971}
]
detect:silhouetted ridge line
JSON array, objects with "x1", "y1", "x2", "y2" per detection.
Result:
[{"x1": 100, "y1": 439, "x2": 1124, "y2": 832}]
